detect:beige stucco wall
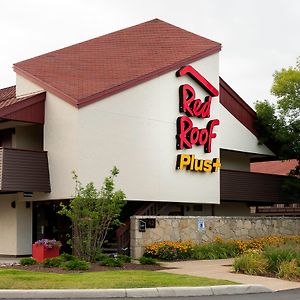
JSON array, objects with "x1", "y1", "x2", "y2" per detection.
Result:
[
  {"x1": 16, "y1": 54, "x2": 274, "y2": 204},
  {"x1": 16, "y1": 198, "x2": 32, "y2": 255},
  {"x1": 16, "y1": 75, "x2": 44, "y2": 97},
  {"x1": 219, "y1": 104, "x2": 273, "y2": 156},
  {"x1": 0, "y1": 193, "x2": 31, "y2": 256},
  {"x1": 41, "y1": 92, "x2": 78, "y2": 200},
  {"x1": 220, "y1": 150, "x2": 250, "y2": 171},
  {"x1": 130, "y1": 216, "x2": 300, "y2": 258},
  {"x1": 0, "y1": 195, "x2": 17, "y2": 255},
  {"x1": 76, "y1": 54, "x2": 221, "y2": 204},
  {"x1": 20, "y1": 90, "x2": 79, "y2": 201}
]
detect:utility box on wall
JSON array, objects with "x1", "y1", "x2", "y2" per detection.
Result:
[{"x1": 138, "y1": 218, "x2": 156, "y2": 232}]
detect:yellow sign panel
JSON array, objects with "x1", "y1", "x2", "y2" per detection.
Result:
[{"x1": 176, "y1": 154, "x2": 221, "y2": 173}]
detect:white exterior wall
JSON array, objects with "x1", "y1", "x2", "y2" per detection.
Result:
[
  {"x1": 41, "y1": 92, "x2": 78, "y2": 200},
  {"x1": 16, "y1": 197, "x2": 32, "y2": 255},
  {"x1": 0, "y1": 195, "x2": 17, "y2": 255},
  {"x1": 16, "y1": 75, "x2": 44, "y2": 97},
  {"x1": 15, "y1": 54, "x2": 274, "y2": 204},
  {"x1": 14, "y1": 75, "x2": 79, "y2": 201},
  {"x1": 219, "y1": 104, "x2": 273, "y2": 156},
  {"x1": 0, "y1": 194, "x2": 33, "y2": 256},
  {"x1": 77, "y1": 54, "x2": 220, "y2": 204}
]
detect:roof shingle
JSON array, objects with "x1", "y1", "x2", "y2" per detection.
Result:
[
  {"x1": 0, "y1": 86, "x2": 46, "y2": 123},
  {"x1": 251, "y1": 160, "x2": 298, "y2": 176},
  {"x1": 0, "y1": 86, "x2": 16, "y2": 102},
  {"x1": 14, "y1": 19, "x2": 221, "y2": 108}
]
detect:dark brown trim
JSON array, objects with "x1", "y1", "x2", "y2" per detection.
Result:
[
  {"x1": 220, "y1": 169, "x2": 296, "y2": 204},
  {"x1": 219, "y1": 77, "x2": 257, "y2": 136},
  {"x1": 1, "y1": 147, "x2": 48, "y2": 154},
  {"x1": 220, "y1": 148, "x2": 275, "y2": 159}
]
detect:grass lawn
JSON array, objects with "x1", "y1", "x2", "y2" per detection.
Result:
[{"x1": 0, "y1": 269, "x2": 237, "y2": 289}]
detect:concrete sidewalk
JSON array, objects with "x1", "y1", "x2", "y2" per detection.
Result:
[{"x1": 159, "y1": 258, "x2": 300, "y2": 292}]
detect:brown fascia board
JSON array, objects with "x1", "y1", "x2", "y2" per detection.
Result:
[
  {"x1": 14, "y1": 45, "x2": 221, "y2": 109},
  {"x1": 0, "y1": 92, "x2": 46, "y2": 118},
  {"x1": 219, "y1": 77, "x2": 256, "y2": 117}
]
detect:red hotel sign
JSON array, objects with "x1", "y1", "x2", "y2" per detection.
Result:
[{"x1": 175, "y1": 66, "x2": 221, "y2": 173}]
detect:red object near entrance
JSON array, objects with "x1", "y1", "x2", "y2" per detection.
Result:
[{"x1": 32, "y1": 244, "x2": 60, "y2": 262}]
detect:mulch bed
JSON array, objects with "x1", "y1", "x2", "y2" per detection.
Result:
[{"x1": 1, "y1": 262, "x2": 172, "y2": 274}]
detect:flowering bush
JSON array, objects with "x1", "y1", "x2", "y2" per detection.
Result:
[
  {"x1": 143, "y1": 236, "x2": 300, "y2": 262},
  {"x1": 144, "y1": 240, "x2": 193, "y2": 260},
  {"x1": 234, "y1": 235, "x2": 300, "y2": 253},
  {"x1": 34, "y1": 239, "x2": 62, "y2": 249}
]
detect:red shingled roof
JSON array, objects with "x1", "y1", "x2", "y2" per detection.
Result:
[
  {"x1": 0, "y1": 86, "x2": 16, "y2": 102},
  {"x1": 0, "y1": 86, "x2": 46, "y2": 124},
  {"x1": 251, "y1": 160, "x2": 298, "y2": 176},
  {"x1": 14, "y1": 19, "x2": 221, "y2": 108}
]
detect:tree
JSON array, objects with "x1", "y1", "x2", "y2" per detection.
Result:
[
  {"x1": 255, "y1": 58, "x2": 300, "y2": 200},
  {"x1": 255, "y1": 58, "x2": 300, "y2": 168},
  {"x1": 271, "y1": 58, "x2": 300, "y2": 119},
  {"x1": 59, "y1": 167, "x2": 126, "y2": 261}
]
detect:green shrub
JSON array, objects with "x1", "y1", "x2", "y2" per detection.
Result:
[
  {"x1": 99, "y1": 257, "x2": 124, "y2": 267},
  {"x1": 192, "y1": 244, "x2": 215, "y2": 260},
  {"x1": 233, "y1": 252, "x2": 268, "y2": 275},
  {"x1": 43, "y1": 257, "x2": 62, "y2": 268},
  {"x1": 63, "y1": 260, "x2": 90, "y2": 270},
  {"x1": 60, "y1": 253, "x2": 77, "y2": 262},
  {"x1": 117, "y1": 254, "x2": 131, "y2": 263},
  {"x1": 277, "y1": 259, "x2": 300, "y2": 280},
  {"x1": 19, "y1": 257, "x2": 37, "y2": 266},
  {"x1": 264, "y1": 245, "x2": 300, "y2": 273},
  {"x1": 192, "y1": 240, "x2": 240, "y2": 260},
  {"x1": 94, "y1": 252, "x2": 109, "y2": 262},
  {"x1": 139, "y1": 256, "x2": 159, "y2": 265}
]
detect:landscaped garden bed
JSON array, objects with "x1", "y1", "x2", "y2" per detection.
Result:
[
  {"x1": 3, "y1": 261, "x2": 167, "y2": 274},
  {"x1": 143, "y1": 235, "x2": 300, "y2": 281},
  {"x1": 0, "y1": 252, "x2": 168, "y2": 274}
]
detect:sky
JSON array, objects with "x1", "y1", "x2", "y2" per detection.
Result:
[{"x1": 1, "y1": 0, "x2": 299, "y2": 108}]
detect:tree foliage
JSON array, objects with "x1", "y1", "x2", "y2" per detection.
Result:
[
  {"x1": 255, "y1": 58, "x2": 300, "y2": 200},
  {"x1": 271, "y1": 58, "x2": 300, "y2": 119},
  {"x1": 59, "y1": 167, "x2": 126, "y2": 262},
  {"x1": 255, "y1": 58, "x2": 300, "y2": 168}
]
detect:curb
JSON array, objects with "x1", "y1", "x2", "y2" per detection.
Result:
[{"x1": 0, "y1": 285, "x2": 272, "y2": 298}]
